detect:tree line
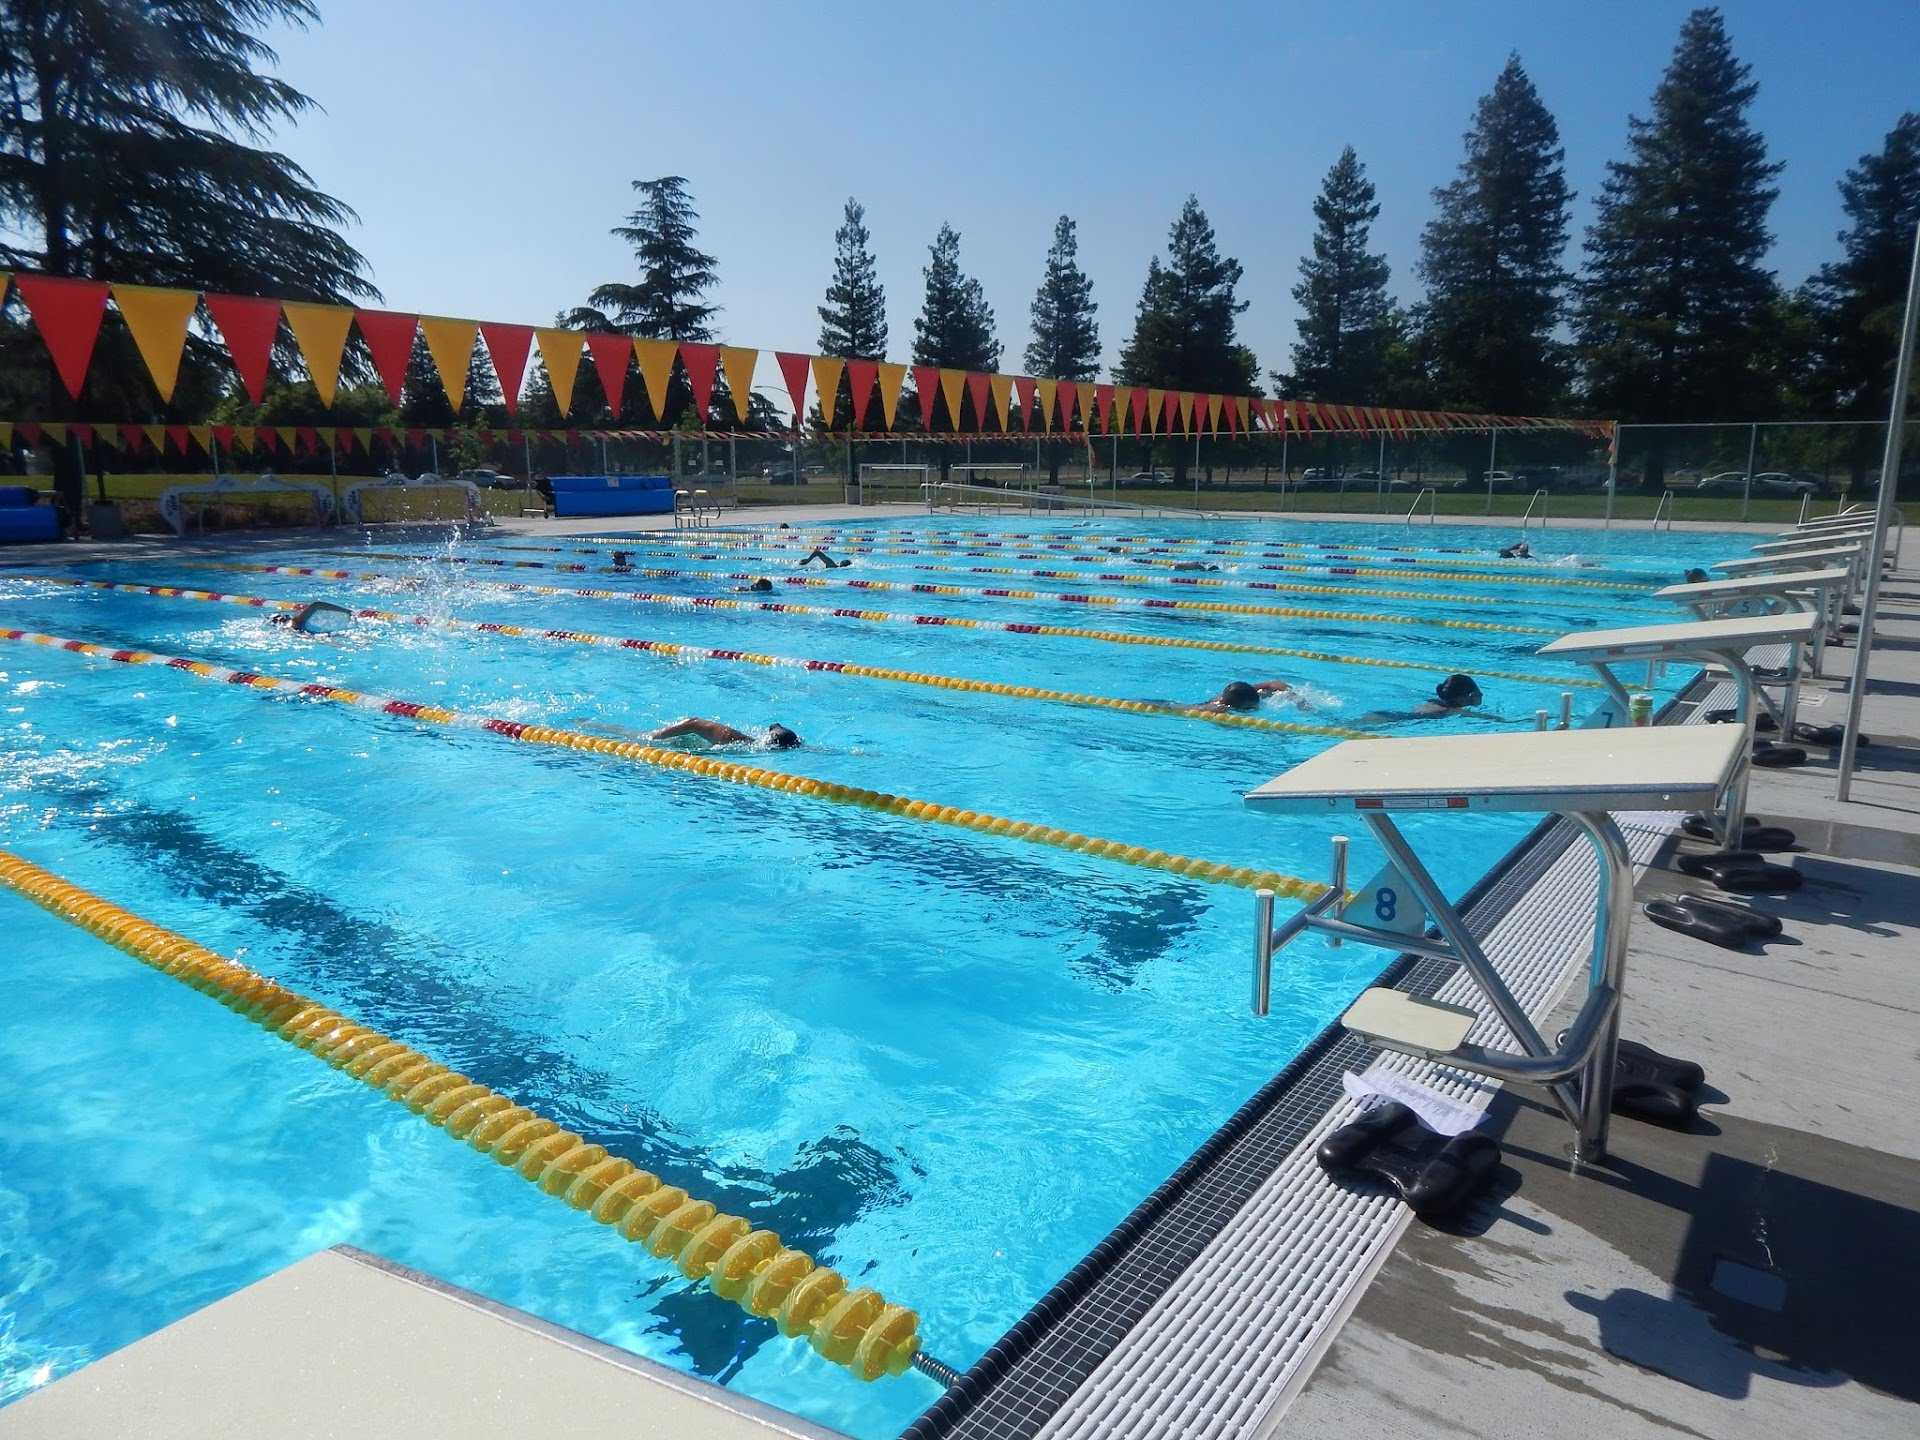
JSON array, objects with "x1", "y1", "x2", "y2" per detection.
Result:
[{"x1": 1, "y1": 3, "x2": 1916, "y2": 484}]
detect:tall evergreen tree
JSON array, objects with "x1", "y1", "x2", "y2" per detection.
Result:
[
  {"x1": 817, "y1": 197, "x2": 888, "y2": 359},
  {"x1": 0, "y1": 0, "x2": 372, "y2": 300},
  {"x1": 912, "y1": 223, "x2": 1000, "y2": 375},
  {"x1": 1573, "y1": 7, "x2": 1782, "y2": 427},
  {"x1": 1278, "y1": 148, "x2": 1392, "y2": 401},
  {"x1": 1116, "y1": 196, "x2": 1257, "y2": 396},
  {"x1": 1418, "y1": 56, "x2": 1573, "y2": 413},
  {"x1": 1024, "y1": 215, "x2": 1100, "y2": 382},
  {"x1": 565, "y1": 176, "x2": 718, "y2": 341},
  {"x1": 1805, "y1": 112, "x2": 1920, "y2": 418}
]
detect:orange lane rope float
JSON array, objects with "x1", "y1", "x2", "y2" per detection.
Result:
[
  {"x1": 0, "y1": 626, "x2": 1332, "y2": 902},
  {"x1": 311, "y1": 550, "x2": 1556, "y2": 635},
  {"x1": 165, "y1": 560, "x2": 1609, "y2": 689},
  {"x1": 0, "y1": 848, "x2": 926, "y2": 1382},
  {"x1": 23, "y1": 577, "x2": 1374, "y2": 741}
]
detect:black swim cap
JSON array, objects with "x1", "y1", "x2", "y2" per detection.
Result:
[
  {"x1": 750, "y1": 577, "x2": 773, "y2": 592},
  {"x1": 1220, "y1": 681, "x2": 1260, "y2": 711},
  {"x1": 768, "y1": 724, "x2": 800, "y2": 749},
  {"x1": 1685, "y1": 568, "x2": 1709, "y2": 584},
  {"x1": 1437, "y1": 673, "x2": 1482, "y2": 707}
]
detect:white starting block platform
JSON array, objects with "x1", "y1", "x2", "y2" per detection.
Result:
[
  {"x1": 1244, "y1": 725, "x2": 1745, "y2": 1163},
  {"x1": 1655, "y1": 566, "x2": 1849, "y2": 676}
]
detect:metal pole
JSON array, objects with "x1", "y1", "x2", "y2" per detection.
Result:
[
  {"x1": 1741, "y1": 422, "x2": 1758, "y2": 522},
  {"x1": 1837, "y1": 219, "x2": 1920, "y2": 801},
  {"x1": 1605, "y1": 422, "x2": 1619, "y2": 528},
  {"x1": 1110, "y1": 434, "x2": 1118, "y2": 498},
  {"x1": 327, "y1": 436, "x2": 339, "y2": 526},
  {"x1": 1485, "y1": 429, "x2": 1497, "y2": 515},
  {"x1": 1377, "y1": 432, "x2": 1386, "y2": 515},
  {"x1": 430, "y1": 434, "x2": 438, "y2": 475},
  {"x1": 1280, "y1": 430, "x2": 1288, "y2": 511}
]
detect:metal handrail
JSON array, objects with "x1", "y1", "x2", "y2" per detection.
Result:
[
  {"x1": 1520, "y1": 488, "x2": 1549, "y2": 530},
  {"x1": 921, "y1": 479, "x2": 1215, "y2": 520},
  {"x1": 1650, "y1": 489, "x2": 1675, "y2": 531},
  {"x1": 1403, "y1": 487, "x2": 1437, "y2": 525}
]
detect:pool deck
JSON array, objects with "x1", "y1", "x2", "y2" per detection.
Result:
[{"x1": 2, "y1": 507, "x2": 1915, "y2": 1439}]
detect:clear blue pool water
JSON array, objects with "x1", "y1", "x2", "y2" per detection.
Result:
[{"x1": 0, "y1": 515, "x2": 1738, "y2": 1436}]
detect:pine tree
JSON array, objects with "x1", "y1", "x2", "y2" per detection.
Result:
[
  {"x1": 565, "y1": 176, "x2": 718, "y2": 342},
  {"x1": 912, "y1": 223, "x2": 1001, "y2": 374},
  {"x1": 1279, "y1": 148, "x2": 1392, "y2": 401},
  {"x1": 1805, "y1": 112, "x2": 1920, "y2": 418},
  {"x1": 1573, "y1": 7, "x2": 1782, "y2": 428},
  {"x1": 1025, "y1": 215, "x2": 1100, "y2": 382},
  {"x1": 1418, "y1": 56, "x2": 1573, "y2": 413},
  {"x1": 0, "y1": 0, "x2": 373, "y2": 300},
  {"x1": 1116, "y1": 197, "x2": 1257, "y2": 396},
  {"x1": 817, "y1": 197, "x2": 888, "y2": 358}
]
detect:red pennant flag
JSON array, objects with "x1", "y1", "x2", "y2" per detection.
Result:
[
  {"x1": 68, "y1": 422, "x2": 94, "y2": 444},
  {"x1": 15, "y1": 275, "x2": 110, "y2": 399},
  {"x1": 479, "y1": 322, "x2": 534, "y2": 415},
  {"x1": 210, "y1": 424, "x2": 234, "y2": 448},
  {"x1": 118, "y1": 423, "x2": 145, "y2": 452},
  {"x1": 354, "y1": 309, "x2": 418, "y2": 404},
  {"x1": 775, "y1": 352, "x2": 811, "y2": 426},
  {"x1": 1057, "y1": 380, "x2": 1078, "y2": 431},
  {"x1": 1094, "y1": 384, "x2": 1114, "y2": 432},
  {"x1": 965, "y1": 373, "x2": 990, "y2": 430},
  {"x1": 845, "y1": 359, "x2": 878, "y2": 429},
  {"x1": 166, "y1": 424, "x2": 191, "y2": 453},
  {"x1": 404, "y1": 427, "x2": 427, "y2": 447},
  {"x1": 1129, "y1": 389, "x2": 1147, "y2": 433},
  {"x1": 1012, "y1": 376, "x2": 1036, "y2": 430},
  {"x1": 17, "y1": 422, "x2": 43, "y2": 447},
  {"x1": 203, "y1": 293, "x2": 282, "y2": 404},
  {"x1": 912, "y1": 365, "x2": 940, "y2": 426},
  {"x1": 679, "y1": 342, "x2": 719, "y2": 422},
  {"x1": 296, "y1": 425, "x2": 319, "y2": 455},
  {"x1": 586, "y1": 334, "x2": 631, "y2": 415}
]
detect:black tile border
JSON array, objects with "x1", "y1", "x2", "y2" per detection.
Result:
[{"x1": 900, "y1": 807, "x2": 1576, "y2": 1440}]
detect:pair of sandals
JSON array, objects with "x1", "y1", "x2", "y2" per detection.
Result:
[
  {"x1": 1702, "y1": 709, "x2": 1809, "y2": 767},
  {"x1": 1645, "y1": 891, "x2": 1785, "y2": 949},
  {"x1": 1596, "y1": 1037, "x2": 1708, "y2": 1128},
  {"x1": 1317, "y1": 1103, "x2": 1501, "y2": 1220},
  {"x1": 1680, "y1": 812, "x2": 1796, "y2": 852},
  {"x1": 1676, "y1": 848, "x2": 1804, "y2": 892}
]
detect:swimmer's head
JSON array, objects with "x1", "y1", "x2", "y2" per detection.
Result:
[
  {"x1": 1218, "y1": 681, "x2": 1260, "y2": 711},
  {"x1": 1685, "y1": 568, "x2": 1709, "y2": 584},
  {"x1": 750, "y1": 577, "x2": 773, "y2": 593},
  {"x1": 767, "y1": 724, "x2": 800, "y2": 750},
  {"x1": 1436, "y1": 673, "x2": 1482, "y2": 709},
  {"x1": 269, "y1": 613, "x2": 291, "y2": 627}
]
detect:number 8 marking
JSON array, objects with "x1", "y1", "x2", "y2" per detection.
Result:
[{"x1": 1375, "y1": 887, "x2": 1398, "y2": 922}]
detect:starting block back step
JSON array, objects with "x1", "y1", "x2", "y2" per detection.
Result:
[{"x1": 1341, "y1": 988, "x2": 1479, "y2": 1055}]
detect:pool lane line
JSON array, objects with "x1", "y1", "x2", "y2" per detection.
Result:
[
  {"x1": 307, "y1": 551, "x2": 1556, "y2": 635},
  {"x1": 22, "y1": 576, "x2": 1377, "y2": 741},
  {"x1": 160, "y1": 560, "x2": 1610, "y2": 688},
  {"x1": 0, "y1": 626, "x2": 1334, "y2": 902},
  {"x1": 0, "y1": 848, "x2": 933, "y2": 1384}
]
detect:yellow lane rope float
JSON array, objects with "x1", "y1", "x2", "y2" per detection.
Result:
[
  {"x1": 0, "y1": 848, "x2": 925, "y2": 1382},
  {"x1": 22, "y1": 577, "x2": 1375, "y2": 741},
  {"x1": 166, "y1": 560, "x2": 1608, "y2": 689},
  {"x1": 0, "y1": 627, "x2": 1332, "y2": 901},
  {"x1": 311, "y1": 551, "x2": 1555, "y2": 635}
]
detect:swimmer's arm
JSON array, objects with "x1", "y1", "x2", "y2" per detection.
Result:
[{"x1": 650, "y1": 718, "x2": 750, "y2": 745}]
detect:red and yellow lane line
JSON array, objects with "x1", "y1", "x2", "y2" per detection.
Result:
[
  {"x1": 0, "y1": 625, "x2": 1332, "y2": 902},
  {"x1": 311, "y1": 550, "x2": 1554, "y2": 635},
  {"x1": 166, "y1": 559, "x2": 1607, "y2": 688},
  {"x1": 0, "y1": 848, "x2": 922, "y2": 1382},
  {"x1": 22, "y1": 576, "x2": 1373, "y2": 741}
]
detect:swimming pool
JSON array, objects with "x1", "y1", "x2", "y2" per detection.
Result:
[{"x1": 0, "y1": 515, "x2": 1738, "y2": 1436}]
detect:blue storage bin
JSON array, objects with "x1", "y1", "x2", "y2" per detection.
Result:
[{"x1": 549, "y1": 474, "x2": 676, "y2": 517}]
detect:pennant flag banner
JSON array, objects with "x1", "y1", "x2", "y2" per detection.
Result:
[
  {"x1": 1207, "y1": 393, "x2": 1224, "y2": 434},
  {"x1": 1034, "y1": 378, "x2": 1056, "y2": 432},
  {"x1": 1058, "y1": 380, "x2": 1078, "y2": 433},
  {"x1": 1012, "y1": 376, "x2": 1036, "y2": 431},
  {"x1": 681, "y1": 343, "x2": 721, "y2": 422},
  {"x1": 911, "y1": 365, "x2": 940, "y2": 426},
  {"x1": 776, "y1": 352, "x2": 811, "y2": 423},
  {"x1": 110, "y1": 284, "x2": 200, "y2": 403},
  {"x1": 988, "y1": 374, "x2": 1014, "y2": 430},
  {"x1": 587, "y1": 334, "x2": 632, "y2": 415},
  {"x1": 845, "y1": 359, "x2": 878, "y2": 428},
  {"x1": 1178, "y1": 391, "x2": 1196, "y2": 433},
  {"x1": 349, "y1": 308, "x2": 416, "y2": 406},
  {"x1": 480, "y1": 322, "x2": 534, "y2": 415},
  {"x1": 876, "y1": 361, "x2": 906, "y2": 429},
  {"x1": 965, "y1": 372, "x2": 990, "y2": 431},
  {"x1": 811, "y1": 355, "x2": 845, "y2": 427},
  {"x1": 1095, "y1": 384, "x2": 1114, "y2": 433},
  {"x1": 420, "y1": 317, "x2": 479, "y2": 412},
  {"x1": 142, "y1": 422, "x2": 166, "y2": 452},
  {"x1": 632, "y1": 339, "x2": 677, "y2": 420},
  {"x1": 939, "y1": 369, "x2": 967, "y2": 433},
  {"x1": 204, "y1": 293, "x2": 282, "y2": 405},
  {"x1": 536, "y1": 328, "x2": 583, "y2": 417},
  {"x1": 16, "y1": 275, "x2": 110, "y2": 399},
  {"x1": 720, "y1": 346, "x2": 758, "y2": 423}
]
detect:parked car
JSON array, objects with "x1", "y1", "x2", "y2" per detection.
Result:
[
  {"x1": 761, "y1": 464, "x2": 803, "y2": 484},
  {"x1": 1125, "y1": 470, "x2": 1174, "y2": 485},
  {"x1": 1693, "y1": 471, "x2": 1750, "y2": 495},
  {"x1": 456, "y1": 468, "x2": 516, "y2": 489},
  {"x1": 1750, "y1": 471, "x2": 1827, "y2": 498}
]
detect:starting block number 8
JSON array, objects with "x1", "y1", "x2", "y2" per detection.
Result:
[{"x1": 1374, "y1": 887, "x2": 1398, "y2": 923}]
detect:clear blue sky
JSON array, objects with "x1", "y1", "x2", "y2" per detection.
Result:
[{"x1": 263, "y1": 0, "x2": 1918, "y2": 390}]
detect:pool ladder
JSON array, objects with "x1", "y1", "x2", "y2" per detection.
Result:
[{"x1": 1403, "y1": 488, "x2": 1437, "y2": 525}]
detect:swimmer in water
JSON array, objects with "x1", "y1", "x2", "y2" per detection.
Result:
[
  {"x1": 1684, "y1": 567, "x2": 1710, "y2": 584},
  {"x1": 799, "y1": 547, "x2": 851, "y2": 569},
  {"x1": 1499, "y1": 541, "x2": 1531, "y2": 559},
  {"x1": 1206, "y1": 679, "x2": 1297, "y2": 711},
  {"x1": 734, "y1": 577, "x2": 775, "y2": 593},
  {"x1": 648, "y1": 718, "x2": 801, "y2": 750},
  {"x1": 268, "y1": 601, "x2": 354, "y2": 635},
  {"x1": 1364, "y1": 673, "x2": 1486, "y2": 723}
]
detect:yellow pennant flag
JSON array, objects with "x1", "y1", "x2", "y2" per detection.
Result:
[
  {"x1": 231, "y1": 425, "x2": 255, "y2": 452},
  {"x1": 988, "y1": 374, "x2": 1015, "y2": 429},
  {"x1": 1178, "y1": 392, "x2": 1196, "y2": 433},
  {"x1": 721, "y1": 347, "x2": 759, "y2": 423},
  {"x1": 42, "y1": 422, "x2": 67, "y2": 444},
  {"x1": 938, "y1": 369, "x2": 967, "y2": 430},
  {"x1": 354, "y1": 427, "x2": 373, "y2": 451},
  {"x1": 876, "y1": 361, "x2": 907, "y2": 429},
  {"x1": 281, "y1": 303, "x2": 356, "y2": 407},
  {"x1": 0, "y1": 422, "x2": 11, "y2": 451},
  {"x1": 1146, "y1": 389, "x2": 1165, "y2": 433},
  {"x1": 633, "y1": 339, "x2": 677, "y2": 419},
  {"x1": 316, "y1": 427, "x2": 336, "y2": 450},
  {"x1": 1111, "y1": 386, "x2": 1132, "y2": 433},
  {"x1": 811, "y1": 356, "x2": 845, "y2": 426},
  {"x1": 1034, "y1": 378, "x2": 1057, "y2": 432},
  {"x1": 1235, "y1": 396, "x2": 1251, "y2": 432},
  {"x1": 188, "y1": 425, "x2": 211, "y2": 451},
  {"x1": 420, "y1": 317, "x2": 479, "y2": 412},
  {"x1": 1206, "y1": 393, "x2": 1224, "y2": 433},
  {"x1": 142, "y1": 423, "x2": 166, "y2": 452},
  {"x1": 535, "y1": 328, "x2": 584, "y2": 417},
  {"x1": 111, "y1": 284, "x2": 200, "y2": 403},
  {"x1": 0, "y1": 272, "x2": 9, "y2": 306}
]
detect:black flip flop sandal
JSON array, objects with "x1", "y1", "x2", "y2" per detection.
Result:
[{"x1": 1317, "y1": 1102, "x2": 1502, "y2": 1220}]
